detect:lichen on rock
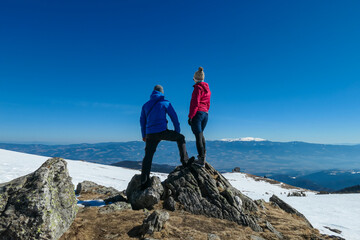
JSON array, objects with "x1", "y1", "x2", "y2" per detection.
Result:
[{"x1": 0, "y1": 157, "x2": 78, "y2": 240}]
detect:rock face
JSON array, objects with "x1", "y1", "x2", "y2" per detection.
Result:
[
  {"x1": 269, "y1": 194, "x2": 313, "y2": 228},
  {"x1": 162, "y1": 163, "x2": 262, "y2": 232},
  {"x1": 0, "y1": 158, "x2": 78, "y2": 240},
  {"x1": 126, "y1": 175, "x2": 164, "y2": 210}
]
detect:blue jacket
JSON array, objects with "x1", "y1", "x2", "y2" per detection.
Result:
[{"x1": 140, "y1": 90, "x2": 180, "y2": 138}]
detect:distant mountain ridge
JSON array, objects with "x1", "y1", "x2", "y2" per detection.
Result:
[
  {"x1": 2, "y1": 140, "x2": 360, "y2": 173},
  {"x1": 1, "y1": 141, "x2": 359, "y2": 191},
  {"x1": 267, "y1": 169, "x2": 360, "y2": 192},
  {"x1": 220, "y1": 137, "x2": 267, "y2": 142},
  {"x1": 335, "y1": 184, "x2": 360, "y2": 194}
]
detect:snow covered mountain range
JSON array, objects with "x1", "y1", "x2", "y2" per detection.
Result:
[
  {"x1": 220, "y1": 137, "x2": 267, "y2": 142},
  {"x1": 2, "y1": 139, "x2": 360, "y2": 175},
  {"x1": 2, "y1": 140, "x2": 360, "y2": 191},
  {"x1": 0, "y1": 148, "x2": 359, "y2": 239}
]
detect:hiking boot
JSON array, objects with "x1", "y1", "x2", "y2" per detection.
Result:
[
  {"x1": 193, "y1": 155, "x2": 205, "y2": 167},
  {"x1": 181, "y1": 156, "x2": 195, "y2": 167}
]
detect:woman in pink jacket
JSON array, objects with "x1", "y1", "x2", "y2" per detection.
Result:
[{"x1": 188, "y1": 67, "x2": 211, "y2": 167}]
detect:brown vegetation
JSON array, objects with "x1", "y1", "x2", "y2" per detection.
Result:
[{"x1": 60, "y1": 197, "x2": 333, "y2": 240}]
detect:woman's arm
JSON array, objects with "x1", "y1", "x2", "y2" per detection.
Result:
[{"x1": 188, "y1": 86, "x2": 202, "y2": 119}]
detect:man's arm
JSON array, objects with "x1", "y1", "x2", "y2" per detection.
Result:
[
  {"x1": 140, "y1": 106, "x2": 147, "y2": 139},
  {"x1": 166, "y1": 103, "x2": 180, "y2": 133}
]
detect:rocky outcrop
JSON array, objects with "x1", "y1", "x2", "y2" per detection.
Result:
[
  {"x1": 75, "y1": 180, "x2": 127, "y2": 204},
  {"x1": 269, "y1": 194, "x2": 313, "y2": 228},
  {"x1": 75, "y1": 180, "x2": 119, "y2": 196},
  {"x1": 162, "y1": 163, "x2": 262, "y2": 232},
  {"x1": 0, "y1": 158, "x2": 78, "y2": 240},
  {"x1": 126, "y1": 175, "x2": 164, "y2": 210},
  {"x1": 140, "y1": 210, "x2": 170, "y2": 236},
  {"x1": 58, "y1": 163, "x2": 336, "y2": 240}
]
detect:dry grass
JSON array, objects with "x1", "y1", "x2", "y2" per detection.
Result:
[
  {"x1": 60, "y1": 197, "x2": 334, "y2": 240},
  {"x1": 62, "y1": 172, "x2": 334, "y2": 240}
]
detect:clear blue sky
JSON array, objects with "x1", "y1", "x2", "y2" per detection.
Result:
[{"x1": 1, "y1": 0, "x2": 360, "y2": 144}]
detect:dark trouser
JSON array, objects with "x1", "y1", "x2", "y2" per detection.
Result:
[
  {"x1": 191, "y1": 111, "x2": 208, "y2": 159},
  {"x1": 141, "y1": 130, "x2": 189, "y2": 185}
]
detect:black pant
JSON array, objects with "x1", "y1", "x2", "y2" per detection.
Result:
[
  {"x1": 141, "y1": 130, "x2": 189, "y2": 185},
  {"x1": 194, "y1": 132, "x2": 206, "y2": 158}
]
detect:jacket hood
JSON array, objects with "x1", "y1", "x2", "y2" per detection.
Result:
[
  {"x1": 150, "y1": 90, "x2": 165, "y2": 100},
  {"x1": 194, "y1": 81, "x2": 210, "y2": 93}
]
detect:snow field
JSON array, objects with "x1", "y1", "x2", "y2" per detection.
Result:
[
  {"x1": 224, "y1": 172, "x2": 360, "y2": 239},
  {"x1": 1, "y1": 149, "x2": 359, "y2": 239}
]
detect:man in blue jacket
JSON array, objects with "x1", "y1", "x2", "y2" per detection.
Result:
[{"x1": 140, "y1": 85, "x2": 191, "y2": 189}]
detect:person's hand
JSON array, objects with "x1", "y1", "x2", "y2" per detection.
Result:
[
  {"x1": 142, "y1": 137, "x2": 146, "y2": 142},
  {"x1": 188, "y1": 118, "x2": 192, "y2": 126}
]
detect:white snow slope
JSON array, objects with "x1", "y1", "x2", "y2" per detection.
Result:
[
  {"x1": 0, "y1": 149, "x2": 167, "y2": 192},
  {"x1": 0, "y1": 149, "x2": 359, "y2": 239}
]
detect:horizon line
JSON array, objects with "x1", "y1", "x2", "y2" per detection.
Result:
[{"x1": 0, "y1": 139, "x2": 359, "y2": 146}]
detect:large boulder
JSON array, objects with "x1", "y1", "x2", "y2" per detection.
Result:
[
  {"x1": 162, "y1": 163, "x2": 263, "y2": 232},
  {"x1": 0, "y1": 158, "x2": 78, "y2": 240},
  {"x1": 126, "y1": 175, "x2": 164, "y2": 210}
]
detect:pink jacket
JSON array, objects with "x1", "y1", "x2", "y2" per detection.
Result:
[{"x1": 188, "y1": 82, "x2": 211, "y2": 119}]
